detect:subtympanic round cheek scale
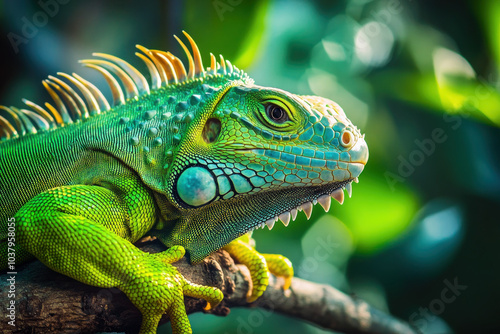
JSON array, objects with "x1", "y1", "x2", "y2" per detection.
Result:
[{"x1": 176, "y1": 166, "x2": 216, "y2": 207}]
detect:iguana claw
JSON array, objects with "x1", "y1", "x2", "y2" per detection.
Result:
[
  {"x1": 223, "y1": 233, "x2": 294, "y2": 302},
  {"x1": 261, "y1": 253, "x2": 294, "y2": 290}
]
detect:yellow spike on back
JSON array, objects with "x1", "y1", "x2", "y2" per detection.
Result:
[
  {"x1": 72, "y1": 73, "x2": 110, "y2": 112},
  {"x1": 174, "y1": 34, "x2": 195, "y2": 79},
  {"x1": 219, "y1": 55, "x2": 227, "y2": 74},
  {"x1": 42, "y1": 81, "x2": 68, "y2": 124},
  {"x1": 43, "y1": 103, "x2": 61, "y2": 128},
  {"x1": 210, "y1": 53, "x2": 217, "y2": 74},
  {"x1": 79, "y1": 60, "x2": 138, "y2": 100},
  {"x1": 46, "y1": 80, "x2": 82, "y2": 120},
  {"x1": 151, "y1": 50, "x2": 178, "y2": 84},
  {"x1": 58, "y1": 72, "x2": 100, "y2": 115},
  {"x1": 136, "y1": 45, "x2": 169, "y2": 86},
  {"x1": 48, "y1": 76, "x2": 89, "y2": 119},
  {"x1": 93, "y1": 52, "x2": 150, "y2": 95},
  {"x1": 166, "y1": 52, "x2": 187, "y2": 81},
  {"x1": 135, "y1": 52, "x2": 161, "y2": 90},
  {"x1": 2, "y1": 104, "x2": 26, "y2": 132},
  {"x1": 0, "y1": 112, "x2": 18, "y2": 138},
  {"x1": 83, "y1": 63, "x2": 125, "y2": 106},
  {"x1": 183, "y1": 31, "x2": 205, "y2": 77}
]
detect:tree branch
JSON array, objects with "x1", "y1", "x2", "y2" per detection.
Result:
[{"x1": 0, "y1": 239, "x2": 417, "y2": 334}]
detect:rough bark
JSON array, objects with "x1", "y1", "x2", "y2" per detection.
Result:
[{"x1": 0, "y1": 239, "x2": 417, "y2": 334}]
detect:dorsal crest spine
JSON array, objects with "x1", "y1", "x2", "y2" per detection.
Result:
[{"x1": 0, "y1": 31, "x2": 250, "y2": 141}]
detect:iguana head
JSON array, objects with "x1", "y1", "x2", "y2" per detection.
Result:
[{"x1": 164, "y1": 81, "x2": 368, "y2": 262}]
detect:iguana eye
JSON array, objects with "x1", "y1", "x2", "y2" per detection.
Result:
[
  {"x1": 265, "y1": 103, "x2": 289, "y2": 123},
  {"x1": 256, "y1": 97, "x2": 297, "y2": 131}
]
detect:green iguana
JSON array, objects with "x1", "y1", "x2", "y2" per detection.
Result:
[{"x1": 0, "y1": 31, "x2": 368, "y2": 333}]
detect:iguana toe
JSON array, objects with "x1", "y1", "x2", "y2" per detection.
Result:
[
  {"x1": 262, "y1": 253, "x2": 294, "y2": 290},
  {"x1": 223, "y1": 234, "x2": 294, "y2": 302}
]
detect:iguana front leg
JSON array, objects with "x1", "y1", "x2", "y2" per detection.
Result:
[
  {"x1": 15, "y1": 182, "x2": 222, "y2": 334},
  {"x1": 223, "y1": 233, "x2": 293, "y2": 302}
]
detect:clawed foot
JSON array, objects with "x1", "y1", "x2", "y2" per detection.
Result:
[
  {"x1": 122, "y1": 245, "x2": 223, "y2": 334},
  {"x1": 223, "y1": 233, "x2": 293, "y2": 302},
  {"x1": 123, "y1": 238, "x2": 291, "y2": 333}
]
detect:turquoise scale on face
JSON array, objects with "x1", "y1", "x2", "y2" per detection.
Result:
[
  {"x1": 229, "y1": 174, "x2": 252, "y2": 193},
  {"x1": 217, "y1": 175, "x2": 231, "y2": 195}
]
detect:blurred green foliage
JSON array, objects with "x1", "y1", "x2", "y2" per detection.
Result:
[
  {"x1": 335, "y1": 170, "x2": 419, "y2": 253},
  {"x1": 184, "y1": 0, "x2": 269, "y2": 68}
]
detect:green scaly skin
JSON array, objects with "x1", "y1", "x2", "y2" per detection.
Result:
[{"x1": 0, "y1": 33, "x2": 368, "y2": 333}]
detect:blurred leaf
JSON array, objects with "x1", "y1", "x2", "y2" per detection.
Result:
[
  {"x1": 183, "y1": 0, "x2": 269, "y2": 69},
  {"x1": 301, "y1": 215, "x2": 353, "y2": 267},
  {"x1": 433, "y1": 47, "x2": 476, "y2": 111},
  {"x1": 298, "y1": 216, "x2": 353, "y2": 287},
  {"x1": 373, "y1": 69, "x2": 500, "y2": 127},
  {"x1": 479, "y1": 0, "x2": 500, "y2": 73},
  {"x1": 433, "y1": 47, "x2": 500, "y2": 126},
  {"x1": 372, "y1": 70, "x2": 442, "y2": 109}
]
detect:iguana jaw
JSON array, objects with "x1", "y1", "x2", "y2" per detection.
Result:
[
  {"x1": 249, "y1": 177, "x2": 357, "y2": 231},
  {"x1": 233, "y1": 177, "x2": 356, "y2": 234},
  {"x1": 161, "y1": 174, "x2": 360, "y2": 263}
]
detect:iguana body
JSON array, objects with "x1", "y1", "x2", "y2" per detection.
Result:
[{"x1": 0, "y1": 32, "x2": 368, "y2": 333}]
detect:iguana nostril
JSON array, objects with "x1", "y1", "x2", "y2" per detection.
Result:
[
  {"x1": 203, "y1": 118, "x2": 221, "y2": 143},
  {"x1": 341, "y1": 130, "x2": 354, "y2": 148}
]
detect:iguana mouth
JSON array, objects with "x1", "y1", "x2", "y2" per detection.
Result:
[
  {"x1": 165, "y1": 156, "x2": 364, "y2": 263},
  {"x1": 243, "y1": 177, "x2": 358, "y2": 233}
]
